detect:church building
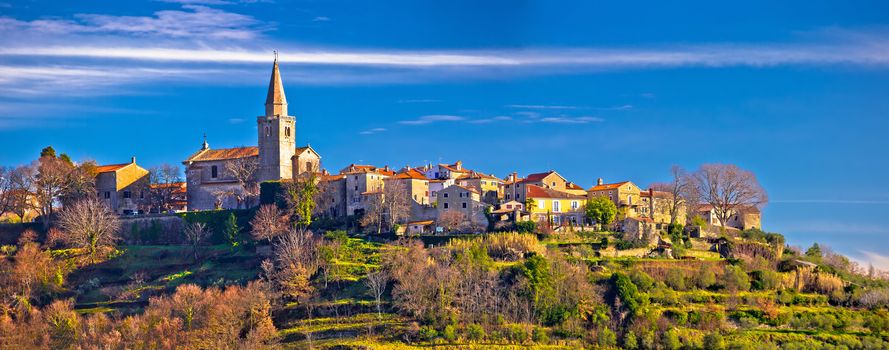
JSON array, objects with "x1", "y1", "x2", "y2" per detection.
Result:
[{"x1": 183, "y1": 57, "x2": 321, "y2": 211}]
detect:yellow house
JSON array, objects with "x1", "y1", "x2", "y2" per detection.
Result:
[
  {"x1": 96, "y1": 157, "x2": 150, "y2": 214},
  {"x1": 525, "y1": 184, "x2": 586, "y2": 227},
  {"x1": 456, "y1": 170, "x2": 503, "y2": 204},
  {"x1": 587, "y1": 178, "x2": 642, "y2": 217}
]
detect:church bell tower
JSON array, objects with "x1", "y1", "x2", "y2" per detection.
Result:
[{"x1": 257, "y1": 53, "x2": 296, "y2": 181}]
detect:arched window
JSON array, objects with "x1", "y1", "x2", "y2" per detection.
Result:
[
  {"x1": 211, "y1": 165, "x2": 218, "y2": 178},
  {"x1": 264, "y1": 126, "x2": 270, "y2": 136},
  {"x1": 285, "y1": 127, "x2": 291, "y2": 137},
  {"x1": 306, "y1": 161, "x2": 313, "y2": 172}
]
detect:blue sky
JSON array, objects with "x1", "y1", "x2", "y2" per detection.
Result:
[{"x1": 1, "y1": 0, "x2": 888, "y2": 268}]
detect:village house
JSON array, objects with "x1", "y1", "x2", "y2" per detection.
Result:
[
  {"x1": 147, "y1": 181, "x2": 188, "y2": 213},
  {"x1": 95, "y1": 157, "x2": 150, "y2": 215},
  {"x1": 698, "y1": 205, "x2": 762, "y2": 231},
  {"x1": 436, "y1": 184, "x2": 490, "y2": 228},
  {"x1": 341, "y1": 164, "x2": 395, "y2": 216},
  {"x1": 183, "y1": 58, "x2": 321, "y2": 211},
  {"x1": 392, "y1": 167, "x2": 436, "y2": 220},
  {"x1": 639, "y1": 188, "x2": 686, "y2": 228},
  {"x1": 456, "y1": 170, "x2": 503, "y2": 204},
  {"x1": 525, "y1": 184, "x2": 587, "y2": 228},
  {"x1": 422, "y1": 160, "x2": 469, "y2": 180},
  {"x1": 317, "y1": 171, "x2": 347, "y2": 218},
  {"x1": 587, "y1": 178, "x2": 642, "y2": 218}
]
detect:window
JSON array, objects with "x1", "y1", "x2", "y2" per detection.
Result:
[
  {"x1": 104, "y1": 191, "x2": 111, "y2": 199},
  {"x1": 538, "y1": 200, "x2": 545, "y2": 209},
  {"x1": 506, "y1": 204, "x2": 512, "y2": 209},
  {"x1": 306, "y1": 162, "x2": 313, "y2": 172},
  {"x1": 571, "y1": 201, "x2": 578, "y2": 210},
  {"x1": 462, "y1": 202, "x2": 467, "y2": 209},
  {"x1": 458, "y1": 192, "x2": 463, "y2": 198},
  {"x1": 553, "y1": 216, "x2": 561, "y2": 224},
  {"x1": 123, "y1": 191, "x2": 131, "y2": 199},
  {"x1": 443, "y1": 193, "x2": 449, "y2": 198},
  {"x1": 552, "y1": 200, "x2": 560, "y2": 212},
  {"x1": 552, "y1": 181, "x2": 556, "y2": 187},
  {"x1": 140, "y1": 191, "x2": 144, "y2": 199},
  {"x1": 264, "y1": 126, "x2": 270, "y2": 136},
  {"x1": 354, "y1": 186, "x2": 358, "y2": 191},
  {"x1": 627, "y1": 195, "x2": 632, "y2": 205},
  {"x1": 444, "y1": 203, "x2": 449, "y2": 209},
  {"x1": 506, "y1": 194, "x2": 511, "y2": 200},
  {"x1": 211, "y1": 165, "x2": 218, "y2": 178},
  {"x1": 285, "y1": 127, "x2": 291, "y2": 137}
]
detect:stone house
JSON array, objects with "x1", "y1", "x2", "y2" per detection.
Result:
[
  {"x1": 436, "y1": 185, "x2": 490, "y2": 228},
  {"x1": 95, "y1": 157, "x2": 150, "y2": 214},
  {"x1": 456, "y1": 170, "x2": 503, "y2": 204},
  {"x1": 522, "y1": 170, "x2": 587, "y2": 196},
  {"x1": 317, "y1": 172, "x2": 347, "y2": 218},
  {"x1": 697, "y1": 205, "x2": 762, "y2": 231},
  {"x1": 341, "y1": 164, "x2": 395, "y2": 216},
  {"x1": 638, "y1": 188, "x2": 687, "y2": 229},
  {"x1": 587, "y1": 178, "x2": 642, "y2": 218}
]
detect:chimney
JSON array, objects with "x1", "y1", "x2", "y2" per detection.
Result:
[
  {"x1": 511, "y1": 172, "x2": 518, "y2": 182},
  {"x1": 131, "y1": 156, "x2": 136, "y2": 164},
  {"x1": 455, "y1": 160, "x2": 462, "y2": 170},
  {"x1": 406, "y1": 165, "x2": 412, "y2": 171},
  {"x1": 383, "y1": 165, "x2": 390, "y2": 172},
  {"x1": 597, "y1": 178, "x2": 603, "y2": 186}
]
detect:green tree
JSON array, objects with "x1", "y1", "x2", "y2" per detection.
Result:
[
  {"x1": 612, "y1": 272, "x2": 647, "y2": 314},
  {"x1": 623, "y1": 331, "x2": 639, "y2": 350},
  {"x1": 721, "y1": 265, "x2": 750, "y2": 291},
  {"x1": 40, "y1": 146, "x2": 57, "y2": 158},
  {"x1": 286, "y1": 173, "x2": 319, "y2": 228},
  {"x1": 663, "y1": 328, "x2": 681, "y2": 350},
  {"x1": 585, "y1": 196, "x2": 617, "y2": 228},
  {"x1": 224, "y1": 213, "x2": 241, "y2": 248}
]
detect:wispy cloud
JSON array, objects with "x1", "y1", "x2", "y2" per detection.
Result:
[
  {"x1": 359, "y1": 127, "x2": 386, "y2": 135},
  {"x1": 0, "y1": 4, "x2": 267, "y2": 40},
  {"x1": 859, "y1": 251, "x2": 889, "y2": 271},
  {"x1": 398, "y1": 115, "x2": 464, "y2": 125},
  {"x1": 506, "y1": 104, "x2": 578, "y2": 110},
  {"x1": 157, "y1": 0, "x2": 235, "y2": 5},
  {"x1": 312, "y1": 16, "x2": 330, "y2": 22},
  {"x1": 467, "y1": 116, "x2": 512, "y2": 124},
  {"x1": 228, "y1": 117, "x2": 245, "y2": 124},
  {"x1": 538, "y1": 116, "x2": 604, "y2": 124}
]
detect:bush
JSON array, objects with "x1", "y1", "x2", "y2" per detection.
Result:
[
  {"x1": 612, "y1": 272, "x2": 647, "y2": 314},
  {"x1": 623, "y1": 331, "x2": 639, "y2": 350},
  {"x1": 532, "y1": 327, "x2": 548, "y2": 343},
  {"x1": 721, "y1": 265, "x2": 750, "y2": 291},
  {"x1": 419, "y1": 325, "x2": 438, "y2": 341},
  {"x1": 703, "y1": 333, "x2": 725, "y2": 350},
  {"x1": 665, "y1": 268, "x2": 686, "y2": 291},
  {"x1": 751, "y1": 270, "x2": 781, "y2": 291},
  {"x1": 515, "y1": 221, "x2": 536, "y2": 233},
  {"x1": 630, "y1": 270, "x2": 655, "y2": 292},
  {"x1": 467, "y1": 323, "x2": 485, "y2": 341},
  {"x1": 442, "y1": 324, "x2": 457, "y2": 342}
]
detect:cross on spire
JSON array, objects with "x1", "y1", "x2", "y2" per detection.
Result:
[{"x1": 273, "y1": 50, "x2": 278, "y2": 62}]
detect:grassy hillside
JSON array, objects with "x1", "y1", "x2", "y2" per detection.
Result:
[{"x1": 2, "y1": 226, "x2": 888, "y2": 349}]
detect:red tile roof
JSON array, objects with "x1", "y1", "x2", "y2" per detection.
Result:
[
  {"x1": 96, "y1": 163, "x2": 130, "y2": 173},
  {"x1": 395, "y1": 169, "x2": 428, "y2": 180},
  {"x1": 526, "y1": 184, "x2": 586, "y2": 199},
  {"x1": 588, "y1": 181, "x2": 630, "y2": 191},
  {"x1": 186, "y1": 146, "x2": 258, "y2": 162},
  {"x1": 525, "y1": 171, "x2": 556, "y2": 182}
]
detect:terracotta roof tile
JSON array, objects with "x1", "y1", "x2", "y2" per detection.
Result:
[
  {"x1": 96, "y1": 163, "x2": 130, "y2": 173},
  {"x1": 526, "y1": 184, "x2": 586, "y2": 199},
  {"x1": 395, "y1": 169, "x2": 428, "y2": 180},
  {"x1": 588, "y1": 181, "x2": 630, "y2": 191},
  {"x1": 186, "y1": 146, "x2": 258, "y2": 162}
]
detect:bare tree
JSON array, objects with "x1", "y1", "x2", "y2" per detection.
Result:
[
  {"x1": 251, "y1": 204, "x2": 289, "y2": 243},
  {"x1": 436, "y1": 210, "x2": 466, "y2": 234},
  {"x1": 59, "y1": 161, "x2": 97, "y2": 208},
  {"x1": 365, "y1": 270, "x2": 388, "y2": 318},
  {"x1": 650, "y1": 165, "x2": 692, "y2": 225},
  {"x1": 266, "y1": 229, "x2": 321, "y2": 301},
  {"x1": 382, "y1": 179, "x2": 411, "y2": 230},
  {"x1": 8, "y1": 165, "x2": 36, "y2": 222},
  {"x1": 225, "y1": 157, "x2": 259, "y2": 209},
  {"x1": 183, "y1": 222, "x2": 209, "y2": 261},
  {"x1": 57, "y1": 198, "x2": 121, "y2": 261},
  {"x1": 690, "y1": 163, "x2": 768, "y2": 229},
  {"x1": 148, "y1": 164, "x2": 182, "y2": 213},
  {"x1": 359, "y1": 193, "x2": 385, "y2": 234},
  {"x1": 34, "y1": 156, "x2": 73, "y2": 227},
  {"x1": 0, "y1": 166, "x2": 12, "y2": 219}
]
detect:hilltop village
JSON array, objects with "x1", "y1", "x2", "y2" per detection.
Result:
[{"x1": 70, "y1": 59, "x2": 762, "y2": 241}]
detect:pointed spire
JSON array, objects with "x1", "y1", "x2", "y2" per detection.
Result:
[
  {"x1": 265, "y1": 51, "x2": 288, "y2": 117},
  {"x1": 201, "y1": 133, "x2": 209, "y2": 150}
]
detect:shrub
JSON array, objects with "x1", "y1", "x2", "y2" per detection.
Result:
[
  {"x1": 623, "y1": 331, "x2": 639, "y2": 350},
  {"x1": 751, "y1": 270, "x2": 781, "y2": 291},
  {"x1": 630, "y1": 270, "x2": 655, "y2": 292},
  {"x1": 532, "y1": 327, "x2": 548, "y2": 343},
  {"x1": 694, "y1": 265, "x2": 717, "y2": 290},
  {"x1": 665, "y1": 268, "x2": 686, "y2": 291},
  {"x1": 703, "y1": 333, "x2": 725, "y2": 350},
  {"x1": 721, "y1": 265, "x2": 750, "y2": 291},
  {"x1": 467, "y1": 323, "x2": 485, "y2": 341},
  {"x1": 419, "y1": 325, "x2": 438, "y2": 341},
  {"x1": 443, "y1": 324, "x2": 457, "y2": 342},
  {"x1": 612, "y1": 272, "x2": 647, "y2": 314},
  {"x1": 515, "y1": 220, "x2": 536, "y2": 233}
]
